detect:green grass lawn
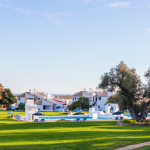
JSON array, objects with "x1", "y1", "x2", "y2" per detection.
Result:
[
  {"x1": 1, "y1": 110, "x2": 150, "y2": 150},
  {"x1": 134, "y1": 145, "x2": 150, "y2": 150}
]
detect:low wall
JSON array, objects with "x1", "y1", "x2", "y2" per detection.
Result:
[{"x1": 117, "y1": 121, "x2": 150, "y2": 126}]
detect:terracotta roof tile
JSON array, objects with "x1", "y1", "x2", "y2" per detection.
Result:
[{"x1": 51, "y1": 99, "x2": 67, "y2": 105}]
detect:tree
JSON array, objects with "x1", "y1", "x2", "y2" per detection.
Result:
[
  {"x1": 0, "y1": 84, "x2": 4, "y2": 99},
  {"x1": 78, "y1": 96, "x2": 90, "y2": 110},
  {"x1": 69, "y1": 101, "x2": 82, "y2": 110},
  {"x1": 18, "y1": 103, "x2": 25, "y2": 110},
  {"x1": 105, "y1": 94, "x2": 127, "y2": 110},
  {"x1": 69, "y1": 96, "x2": 90, "y2": 110},
  {"x1": 0, "y1": 89, "x2": 17, "y2": 108},
  {"x1": 99, "y1": 61, "x2": 149, "y2": 122}
]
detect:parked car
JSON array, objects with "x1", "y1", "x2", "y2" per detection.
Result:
[
  {"x1": 32, "y1": 112, "x2": 45, "y2": 116},
  {"x1": 112, "y1": 111, "x2": 123, "y2": 115},
  {"x1": 6, "y1": 107, "x2": 15, "y2": 111}
]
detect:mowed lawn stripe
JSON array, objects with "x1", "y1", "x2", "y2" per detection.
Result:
[{"x1": 1, "y1": 111, "x2": 150, "y2": 150}]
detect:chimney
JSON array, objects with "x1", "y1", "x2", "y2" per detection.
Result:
[{"x1": 29, "y1": 89, "x2": 31, "y2": 92}]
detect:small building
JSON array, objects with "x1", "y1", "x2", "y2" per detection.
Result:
[
  {"x1": 34, "y1": 99, "x2": 68, "y2": 112},
  {"x1": 72, "y1": 88, "x2": 99, "y2": 106},
  {"x1": 94, "y1": 90, "x2": 117, "y2": 111}
]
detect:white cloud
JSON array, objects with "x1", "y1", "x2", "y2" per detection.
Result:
[
  {"x1": 0, "y1": 3, "x2": 75, "y2": 25},
  {"x1": 83, "y1": 0, "x2": 93, "y2": 5},
  {"x1": 147, "y1": 28, "x2": 150, "y2": 32},
  {"x1": 106, "y1": 2, "x2": 130, "y2": 8}
]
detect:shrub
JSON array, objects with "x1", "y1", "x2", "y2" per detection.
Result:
[
  {"x1": 18, "y1": 103, "x2": 25, "y2": 110},
  {"x1": 123, "y1": 120, "x2": 137, "y2": 123},
  {"x1": 146, "y1": 119, "x2": 150, "y2": 123}
]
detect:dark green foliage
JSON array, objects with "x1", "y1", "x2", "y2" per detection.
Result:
[
  {"x1": 18, "y1": 103, "x2": 25, "y2": 110},
  {"x1": 0, "y1": 89, "x2": 17, "y2": 107},
  {"x1": 99, "y1": 61, "x2": 143, "y2": 109},
  {"x1": 69, "y1": 101, "x2": 81, "y2": 110},
  {"x1": 123, "y1": 120, "x2": 138, "y2": 123},
  {"x1": 69, "y1": 96, "x2": 90, "y2": 110},
  {"x1": 98, "y1": 61, "x2": 150, "y2": 122},
  {"x1": 77, "y1": 96, "x2": 90, "y2": 110}
]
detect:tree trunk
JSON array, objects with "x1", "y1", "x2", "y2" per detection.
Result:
[
  {"x1": 128, "y1": 103, "x2": 148, "y2": 122},
  {"x1": 6, "y1": 103, "x2": 10, "y2": 108}
]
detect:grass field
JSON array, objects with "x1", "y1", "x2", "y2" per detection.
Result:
[
  {"x1": 1, "y1": 110, "x2": 150, "y2": 150},
  {"x1": 134, "y1": 145, "x2": 150, "y2": 150}
]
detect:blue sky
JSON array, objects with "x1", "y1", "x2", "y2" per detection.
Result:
[{"x1": 0, "y1": 0, "x2": 150, "y2": 94}]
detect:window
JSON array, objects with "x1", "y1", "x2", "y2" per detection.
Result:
[
  {"x1": 99, "y1": 97, "x2": 101, "y2": 100},
  {"x1": 18, "y1": 98, "x2": 20, "y2": 101},
  {"x1": 75, "y1": 97, "x2": 76, "y2": 100},
  {"x1": 98, "y1": 105, "x2": 100, "y2": 109},
  {"x1": 38, "y1": 98, "x2": 40, "y2": 100},
  {"x1": 96, "y1": 97, "x2": 97, "y2": 101}
]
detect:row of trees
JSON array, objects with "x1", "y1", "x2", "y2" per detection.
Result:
[
  {"x1": 99, "y1": 61, "x2": 150, "y2": 122},
  {"x1": 0, "y1": 84, "x2": 17, "y2": 108}
]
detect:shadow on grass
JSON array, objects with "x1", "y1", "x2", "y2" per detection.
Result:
[{"x1": 0, "y1": 130, "x2": 150, "y2": 150}]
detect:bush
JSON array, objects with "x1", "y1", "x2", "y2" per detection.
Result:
[
  {"x1": 146, "y1": 119, "x2": 150, "y2": 123},
  {"x1": 18, "y1": 103, "x2": 25, "y2": 110},
  {"x1": 123, "y1": 120, "x2": 137, "y2": 123},
  {"x1": 0, "y1": 104, "x2": 2, "y2": 108}
]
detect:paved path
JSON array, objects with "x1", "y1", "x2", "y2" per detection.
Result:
[{"x1": 114, "y1": 141, "x2": 150, "y2": 150}]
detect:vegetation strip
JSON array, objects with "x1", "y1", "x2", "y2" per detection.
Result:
[{"x1": 114, "y1": 141, "x2": 150, "y2": 150}]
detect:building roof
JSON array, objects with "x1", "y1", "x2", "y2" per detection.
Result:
[
  {"x1": 17, "y1": 93, "x2": 26, "y2": 97},
  {"x1": 51, "y1": 99, "x2": 67, "y2": 105},
  {"x1": 54, "y1": 95, "x2": 72, "y2": 99},
  {"x1": 18, "y1": 92, "x2": 46, "y2": 98},
  {"x1": 96, "y1": 91, "x2": 108, "y2": 97},
  {"x1": 34, "y1": 99, "x2": 43, "y2": 105},
  {"x1": 73, "y1": 91, "x2": 85, "y2": 97},
  {"x1": 34, "y1": 99, "x2": 55, "y2": 105},
  {"x1": 32, "y1": 92, "x2": 47, "y2": 98}
]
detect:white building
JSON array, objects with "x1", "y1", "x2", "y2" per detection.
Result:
[
  {"x1": 34, "y1": 98, "x2": 68, "y2": 112},
  {"x1": 17, "y1": 89, "x2": 68, "y2": 112},
  {"x1": 72, "y1": 88, "x2": 99, "y2": 106},
  {"x1": 17, "y1": 91, "x2": 47, "y2": 107},
  {"x1": 93, "y1": 90, "x2": 117, "y2": 111}
]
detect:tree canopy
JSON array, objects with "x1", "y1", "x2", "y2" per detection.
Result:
[
  {"x1": 0, "y1": 89, "x2": 17, "y2": 107},
  {"x1": 99, "y1": 61, "x2": 150, "y2": 122},
  {"x1": 69, "y1": 96, "x2": 90, "y2": 110},
  {"x1": 18, "y1": 103, "x2": 25, "y2": 110},
  {"x1": 0, "y1": 84, "x2": 4, "y2": 99}
]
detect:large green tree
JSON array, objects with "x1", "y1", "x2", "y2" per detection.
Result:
[
  {"x1": 99, "y1": 61, "x2": 150, "y2": 122},
  {"x1": 69, "y1": 96, "x2": 90, "y2": 110},
  {"x1": 0, "y1": 89, "x2": 17, "y2": 108}
]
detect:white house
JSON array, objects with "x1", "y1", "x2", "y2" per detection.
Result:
[
  {"x1": 34, "y1": 98, "x2": 68, "y2": 112},
  {"x1": 93, "y1": 90, "x2": 117, "y2": 111},
  {"x1": 17, "y1": 91, "x2": 46, "y2": 107},
  {"x1": 72, "y1": 88, "x2": 99, "y2": 106},
  {"x1": 17, "y1": 89, "x2": 70, "y2": 112}
]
